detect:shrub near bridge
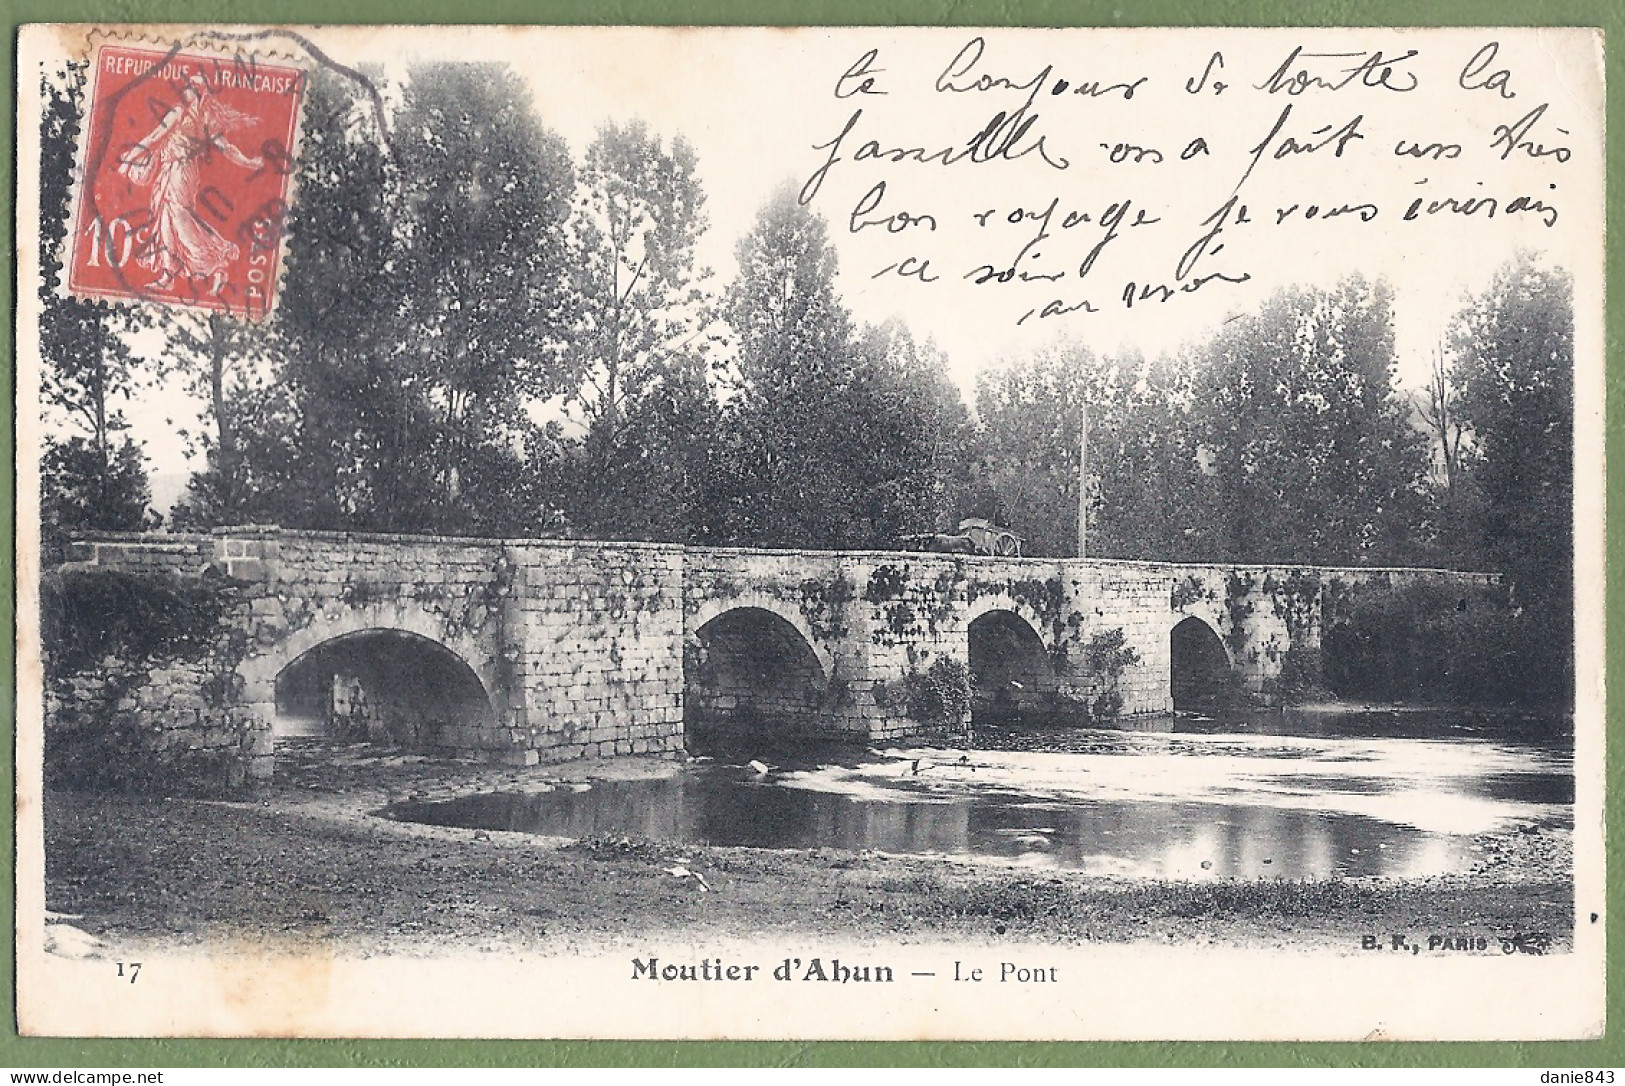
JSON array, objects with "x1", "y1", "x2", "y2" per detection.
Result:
[
  {"x1": 41, "y1": 567, "x2": 243, "y2": 794},
  {"x1": 903, "y1": 656, "x2": 973, "y2": 740},
  {"x1": 1082, "y1": 628, "x2": 1140, "y2": 723},
  {"x1": 1321, "y1": 579, "x2": 1547, "y2": 706}
]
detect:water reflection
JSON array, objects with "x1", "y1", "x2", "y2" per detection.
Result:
[{"x1": 387, "y1": 710, "x2": 1572, "y2": 881}]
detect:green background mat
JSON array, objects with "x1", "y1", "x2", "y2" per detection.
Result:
[{"x1": 2, "y1": 0, "x2": 1619, "y2": 1069}]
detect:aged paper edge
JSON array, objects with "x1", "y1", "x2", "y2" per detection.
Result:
[{"x1": 7, "y1": 18, "x2": 1613, "y2": 1052}]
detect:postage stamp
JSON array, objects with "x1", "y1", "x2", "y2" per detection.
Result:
[
  {"x1": 66, "y1": 42, "x2": 305, "y2": 319},
  {"x1": 12, "y1": 23, "x2": 1607, "y2": 1043}
]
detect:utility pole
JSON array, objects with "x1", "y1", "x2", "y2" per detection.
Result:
[{"x1": 1078, "y1": 397, "x2": 1088, "y2": 559}]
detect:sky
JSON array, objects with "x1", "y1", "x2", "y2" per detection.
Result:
[
  {"x1": 503, "y1": 26, "x2": 1596, "y2": 383},
  {"x1": 69, "y1": 25, "x2": 1605, "y2": 487}
]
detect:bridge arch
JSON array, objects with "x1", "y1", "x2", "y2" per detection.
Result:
[
  {"x1": 271, "y1": 628, "x2": 497, "y2": 745},
  {"x1": 684, "y1": 603, "x2": 831, "y2": 743},
  {"x1": 1170, "y1": 614, "x2": 1234, "y2": 712},
  {"x1": 686, "y1": 594, "x2": 834, "y2": 677},
  {"x1": 966, "y1": 606, "x2": 1053, "y2": 724},
  {"x1": 239, "y1": 599, "x2": 506, "y2": 744},
  {"x1": 963, "y1": 595, "x2": 1052, "y2": 651}
]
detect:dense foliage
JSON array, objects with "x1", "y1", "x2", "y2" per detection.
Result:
[
  {"x1": 1081, "y1": 628, "x2": 1142, "y2": 722},
  {"x1": 36, "y1": 64, "x2": 1574, "y2": 705},
  {"x1": 975, "y1": 278, "x2": 1429, "y2": 566},
  {"x1": 1321, "y1": 580, "x2": 1553, "y2": 707},
  {"x1": 1448, "y1": 255, "x2": 1575, "y2": 705},
  {"x1": 41, "y1": 569, "x2": 239, "y2": 791},
  {"x1": 903, "y1": 656, "x2": 974, "y2": 736},
  {"x1": 556, "y1": 122, "x2": 721, "y2": 541}
]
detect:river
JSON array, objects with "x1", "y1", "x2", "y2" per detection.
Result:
[{"x1": 384, "y1": 704, "x2": 1571, "y2": 880}]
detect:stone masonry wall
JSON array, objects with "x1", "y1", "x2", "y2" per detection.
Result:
[
  {"x1": 44, "y1": 530, "x2": 1500, "y2": 786},
  {"x1": 682, "y1": 548, "x2": 859, "y2": 738},
  {"x1": 45, "y1": 653, "x2": 254, "y2": 788},
  {"x1": 507, "y1": 541, "x2": 686, "y2": 764},
  {"x1": 1078, "y1": 563, "x2": 1177, "y2": 715},
  {"x1": 1161, "y1": 562, "x2": 1497, "y2": 700},
  {"x1": 852, "y1": 554, "x2": 1078, "y2": 739},
  {"x1": 229, "y1": 529, "x2": 517, "y2": 769}
]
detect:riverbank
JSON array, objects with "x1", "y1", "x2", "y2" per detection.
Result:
[{"x1": 42, "y1": 742, "x2": 1575, "y2": 959}]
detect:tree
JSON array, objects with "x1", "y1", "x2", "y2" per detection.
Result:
[
  {"x1": 1449, "y1": 253, "x2": 1574, "y2": 702},
  {"x1": 559, "y1": 351, "x2": 728, "y2": 543},
  {"x1": 1091, "y1": 352, "x2": 1216, "y2": 562},
  {"x1": 973, "y1": 342, "x2": 1100, "y2": 558},
  {"x1": 557, "y1": 121, "x2": 723, "y2": 541},
  {"x1": 167, "y1": 346, "x2": 305, "y2": 529},
  {"x1": 389, "y1": 62, "x2": 578, "y2": 533},
  {"x1": 848, "y1": 321, "x2": 978, "y2": 543},
  {"x1": 37, "y1": 65, "x2": 156, "y2": 534},
  {"x1": 186, "y1": 62, "x2": 581, "y2": 535},
  {"x1": 166, "y1": 65, "x2": 408, "y2": 530},
  {"x1": 717, "y1": 188, "x2": 974, "y2": 549},
  {"x1": 718, "y1": 186, "x2": 860, "y2": 547},
  {"x1": 1188, "y1": 276, "x2": 1428, "y2": 564},
  {"x1": 972, "y1": 341, "x2": 1201, "y2": 560},
  {"x1": 161, "y1": 312, "x2": 271, "y2": 527},
  {"x1": 976, "y1": 280, "x2": 1430, "y2": 565},
  {"x1": 1417, "y1": 340, "x2": 1468, "y2": 493},
  {"x1": 241, "y1": 63, "x2": 408, "y2": 530},
  {"x1": 40, "y1": 439, "x2": 156, "y2": 536},
  {"x1": 566, "y1": 122, "x2": 712, "y2": 440},
  {"x1": 1410, "y1": 339, "x2": 1486, "y2": 570}
]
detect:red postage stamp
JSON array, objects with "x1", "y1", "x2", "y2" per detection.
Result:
[{"x1": 67, "y1": 44, "x2": 306, "y2": 320}]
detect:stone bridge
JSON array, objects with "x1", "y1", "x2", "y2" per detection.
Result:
[{"x1": 49, "y1": 528, "x2": 1497, "y2": 782}]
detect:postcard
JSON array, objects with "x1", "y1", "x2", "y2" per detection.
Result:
[{"x1": 13, "y1": 24, "x2": 1604, "y2": 1039}]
